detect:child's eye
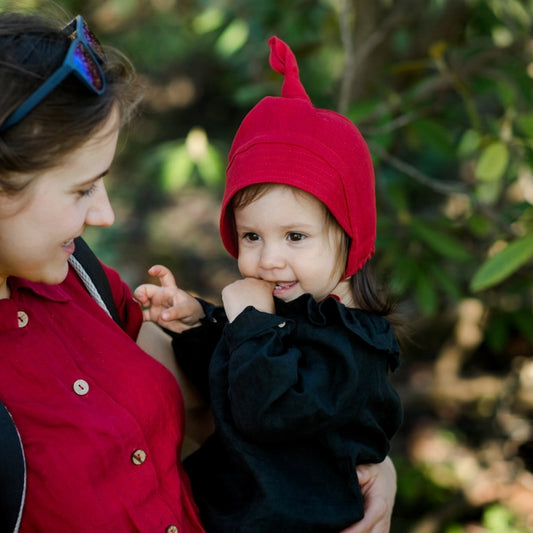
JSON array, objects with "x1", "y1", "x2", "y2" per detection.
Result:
[
  {"x1": 243, "y1": 232, "x2": 261, "y2": 242},
  {"x1": 78, "y1": 183, "x2": 98, "y2": 198},
  {"x1": 287, "y1": 232, "x2": 305, "y2": 242}
]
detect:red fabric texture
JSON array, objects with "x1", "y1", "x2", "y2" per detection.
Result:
[
  {"x1": 220, "y1": 36, "x2": 376, "y2": 277},
  {"x1": 0, "y1": 267, "x2": 204, "y2": 532}
]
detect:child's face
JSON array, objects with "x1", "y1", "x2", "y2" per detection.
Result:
[{"x1": 234, "y1": 186, "x2": 351, "y2": 304}]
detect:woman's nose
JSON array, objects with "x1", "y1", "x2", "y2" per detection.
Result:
[{"x1": 85, "y1": 184, "x2": 115, "y2": 228}]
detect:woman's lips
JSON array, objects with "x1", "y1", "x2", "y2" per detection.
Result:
[{"x1": 62, "y1": 239, "x2": 75, "y2": 255}]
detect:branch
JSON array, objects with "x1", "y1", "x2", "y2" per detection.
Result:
[
  {"x1": 338, "y1": 0, "x2": 404, "y2": 114},
  {"x1": 369, "y1": 141, "x2": 518, "y2": 237},
  {"x1": 368, "y1": 140, "x2": 467, "y2": 196}
]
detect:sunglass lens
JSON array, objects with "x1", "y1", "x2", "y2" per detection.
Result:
[
  {"x1": 73, "y1": 42, "x2": 104, "y2": 92},
  {"x1": 63, "y1": 18, "x2": 77, "y2": 38},
  {"x1": 81, "y1": 20, "x2": 106, "y2": 62}
]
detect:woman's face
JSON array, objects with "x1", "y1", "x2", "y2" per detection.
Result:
[{"x1": 0, "y1": 111, "x2": 119, "y2": 297}]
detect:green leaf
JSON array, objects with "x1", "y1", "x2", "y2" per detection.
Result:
[
  {"x1": 196, "y1": 145, "x2": 225, "y2": 186},
  {"x1": 193, "y1": 8, "x2": 225, "y2": 34},
  {"x1": 346, "y1": 98, "x2": 381, "y2": 123},
  {"x1": 390, "y1": 256, "x2": 417, "y2": 294},
  {"x1": 410, "y1": 118, "x2": 454, "y2": 155},
  {"x1": 457, "y1": 129, "x2": 481, "y2": 158},
  {"x1": 383, "y1": 177, "x2": 409, "y2": 214},
  {"x1": 414, "y1": 267, "x2": 439, "y2": 315},
  {"x1": 470, "y1": 234, "x2": 533, "y2": 292},
  {"x1": 475, "y1": 142, "x2": 509, "y2": 182},
  {"x1": 215, "y1": 19, "x2": 249, "y2": 57},
  {"x1": 484, "y1": 313, "x2": 509, "y2": 354},
  {"x1": 411, "y1": 222, "x2": 471, "y2": 260},
  {"x1": 160, "y1": 144, "x2": 193, "y2": 192},
  {"x1": 516, "y1": 113, "x2": 533, "y2": 139},
  {"x1": 428, "y1": 263, "x2": 462, "y2": 300},
  {"x1": 512, "y1": 309, "x2": 533, "y2": 344}
]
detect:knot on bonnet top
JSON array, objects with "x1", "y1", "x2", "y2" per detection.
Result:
[{"x1": 219, "y1": 36, "x2": 376, "y2": 278}]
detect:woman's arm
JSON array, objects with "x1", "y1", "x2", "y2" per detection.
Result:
[
  {"x1": 341, "y1": 457, "x2": 397, "y2": 533},
  {"x1": 137, "y1": 322, "x2": 214, "y2": 448}
]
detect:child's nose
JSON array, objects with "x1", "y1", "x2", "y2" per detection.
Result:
[{"x1": 259, "y1": 242, "x2": 285, "y2": 270}]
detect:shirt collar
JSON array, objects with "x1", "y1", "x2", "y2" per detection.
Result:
[{"x1": 8, "y1": 273, "x2": 73, "y2": 303}]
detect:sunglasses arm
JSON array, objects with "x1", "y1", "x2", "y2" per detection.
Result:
[{"x1": 1, "y1": 65, "x2": 74, "y2": 133}]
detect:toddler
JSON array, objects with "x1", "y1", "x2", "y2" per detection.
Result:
[{"x1": 135, "y1": 36, "x2": 402, "y2": 533}]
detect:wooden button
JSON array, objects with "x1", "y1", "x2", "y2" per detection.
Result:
[
  {"x1": 17, "y1": 311, "x2": 28, "y2": 328},
  {"x1": 131, "y1": 449, "x2": 147, "y2": 465},
  {"x1": 73, "y1": 379, "x2": 89, "y2": 396}
]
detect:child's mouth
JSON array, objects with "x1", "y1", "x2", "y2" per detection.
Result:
[{"x1": 273, "y1": 281, "x2": 297, "y2": 294}]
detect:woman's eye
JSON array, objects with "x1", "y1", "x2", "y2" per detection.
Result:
[
  {"x1": 78, "y1": 183, "x2": 98, "y2": 198},
  {"x1": 287, "y1": 232, "x2": 305, "y2": 242}
]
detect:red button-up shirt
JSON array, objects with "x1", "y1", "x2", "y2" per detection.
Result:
[{"x1": 0, "y1": 265, "x2": 204, "y2": 532}]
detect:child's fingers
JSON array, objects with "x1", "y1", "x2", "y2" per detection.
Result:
[
  {"x1": 160, "y1": 296, "x2": 193, "y2": 321},
  {"x1": 141, "y1": 307, "x2": 153, "y2": 323},
  {"x1": 133, "y1": 285, "x2": 149, "y2": 303},
  {"x1": 159, "y1": 307, "x2": 181, "y2": 322},
  {"x1": 133, "y1": 283, "x2": 158, "y2": 303},
  {"x1": 147, "y1": 264, "x2": 178, "y2": 288}
]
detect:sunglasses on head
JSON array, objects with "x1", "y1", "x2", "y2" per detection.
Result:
[{"x1": 0, "y1": 15, "x2": 106, "y2": 134}]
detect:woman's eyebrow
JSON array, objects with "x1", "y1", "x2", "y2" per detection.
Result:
[{"x1": 75, "y1": 169, "x2": 110, "y2": 188}]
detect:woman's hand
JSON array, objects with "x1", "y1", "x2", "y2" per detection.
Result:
[{"x1": 341, "y1": 457, "x2": 397, "y2": 533}]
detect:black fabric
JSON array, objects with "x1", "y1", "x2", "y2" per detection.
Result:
[
  {"x1": 168, "y1": 298, "x2": 227, "y2": 400},
  {"x1": 0, "y1": 402, "x2": 24, "y2": 533},
  {"x1": 72, "y1": 237, "x2": 123, "y2": 329},
  {"x1": 178, "y1": 294, "x2": 402, "y2": 532}
]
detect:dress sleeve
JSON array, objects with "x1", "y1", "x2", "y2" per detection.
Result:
[
  {"x1": 100, "y1": 262, "x2": 143, "y2": 340},
  {"x1": 169, "y1": 299, "x2": 227, "y2": 400},
  {"x1": 220, "y1": 304, "x2": 401, "y2": 445}
]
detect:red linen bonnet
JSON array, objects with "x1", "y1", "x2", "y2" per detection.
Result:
[{"x1": 219, "y1": 36, "x2": 376, "y2": 278}]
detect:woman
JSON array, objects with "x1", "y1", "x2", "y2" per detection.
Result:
[{"x1": 0, "y1": 8, "x2": 396, "y2": 533}]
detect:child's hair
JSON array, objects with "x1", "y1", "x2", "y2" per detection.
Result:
[
  {"x1": 231, "y1": 183, "x2": 396, "y2": 319},
  {"x1": 0, "y1": 10, "x2": 143, "y2": 194}
]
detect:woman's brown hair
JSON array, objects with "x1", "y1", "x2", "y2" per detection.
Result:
[{"x1": 0, "y1": 10, "x2": 143, "y2": 193}]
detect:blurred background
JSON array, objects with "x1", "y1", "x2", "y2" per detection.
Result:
[{"x1": 14, "y1": 0, "x2": 533, "y2": 530}]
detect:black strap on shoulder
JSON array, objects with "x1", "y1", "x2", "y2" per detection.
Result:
[
  {"x1": 0, "y1": 238, "x2": 125, "y2": 532},
  {"x1": 0, "y1": 402, "x2": 25, "y2": 533},
  {"x1": 72, "y1": 237, "x2": 124, "y2": 329}
]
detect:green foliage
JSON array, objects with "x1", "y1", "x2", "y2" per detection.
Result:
[
  {"x1": 475, "y1": 141, "x2": 509, "y2": 183},
  {"x1": 43, "y1": 0, "x2": 533, "y2": 528},
  {"x1": 159, "y1": 128, "x2": 226, "y2": 192},
  {"x1": 481, "y1": 504, "x2": 530, "y2": 533},
  {"x1": 471, "y1": 234, "x2": 533, "y2": 291}
]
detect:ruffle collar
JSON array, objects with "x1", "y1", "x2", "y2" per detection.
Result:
[{"x1": 274, "y1": 293, "x2": 400, "y2": 364}]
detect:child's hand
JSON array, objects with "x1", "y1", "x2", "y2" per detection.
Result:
[
  {"x1": 133, "y1": 265, "x2": 205, "y2": 333},
  {"x1": 222, "y1": 278, "x2": 275, "y2": 322}
]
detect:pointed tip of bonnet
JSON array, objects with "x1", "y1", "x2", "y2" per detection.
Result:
[{"x1": 268, "y1": 36, "x2": 311, "y2": 102}]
